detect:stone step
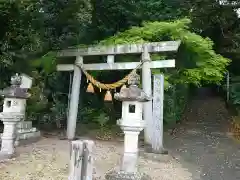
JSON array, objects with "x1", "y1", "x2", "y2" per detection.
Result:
[
  {"x1": 0, "y1": 130, "x2": 41, "y2": 147},
  {"x1": 17, "y1": 121, "x2": 32, "y2": 129},
  {"x1": 0, "y1": 128, "x2": 39, "y2": 138},
  {"x1": 18, "y1": 127, "x2": 37, "y2": 133},
  {"x1": 18, "y1": 130, "x2": 41, "y2": 140}
]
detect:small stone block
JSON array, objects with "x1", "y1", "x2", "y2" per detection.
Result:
[
  {"x1": 18, "y1": 130, "x2": 41, "y2": 140},
  {"x1": 152, "y1": 148, "x2": 168, "y2": 154},
  {"x1": 17, "y1": 121, "x2": 32, "y2": 129},
  {"x1": 105, "y1": 171, "x2": 152, "y2": 180},
  {"x1": 144, "y1": 144, "x2": 168, "y2": 155}
]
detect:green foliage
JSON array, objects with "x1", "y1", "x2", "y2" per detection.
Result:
[
  {"x1": 40, "y1": 0, "x2": 92, "y2": 49},
  {"x1": 137, "y1": 0, "x2": 184, "y2": 21},
  {"x1": 97, "y1": 18, "x2": 230, "y2": 124},
  {"x1": 0, "y1": 0, "x2": 44, "y2": 87},
  {"x1": 25, "y1": 70, "x2": 50, "y2": 125},
  {"x1": 222, "y1": 75, "x2": 240, "y2": 115},
  {"x1": 100, "y1": 18, "x2": 230, "y2": 86},
  {"x1": 183, "y1": 0, "x2": 240, "y2": 75},
  {"x1": 50, "y1": 96, "x2": 68, "y2": 123},
  {"x1": 226, "y1": 76, "x2": 240, "y2": 113},
  {"x1": 164, "y1": 84, "x2": 189, "y2": 124},
  {"x1": 230, "y1": 83, "x2": 240, "y2": 106},
  {"x1": 89, "y1": 0, "x2": 185, "y2": 41},
  {"x1": 93, "y1": 112, "x2": 109, "y2": 128},
  {"x1": 0, "y1": 0, "x2": 92, "y2": 86},
  {"x1": 31, "y1": 51, "x2": 57, "y2": 73},
  {"x1": 0, "y1": 0, "x2": 237, "y2": 128}
]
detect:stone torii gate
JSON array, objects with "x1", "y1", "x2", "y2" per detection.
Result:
[{"x1": 56, "y1": 41, "x2": 181, "y2": 142}]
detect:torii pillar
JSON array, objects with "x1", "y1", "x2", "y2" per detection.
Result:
[
  {"x1": 142, "y1": 46, "x2": 153, "y2": 145},
  {"x1": 66, "y1": 56, "x2": 83, "y2": 140}
]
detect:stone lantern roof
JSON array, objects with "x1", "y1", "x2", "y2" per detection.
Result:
[
  {"x1": 0, "y1": 74, "x2": 29, "y2": 99},
  {"x1": 114, "y1": 71, "x2": 151, "y2": 102}
]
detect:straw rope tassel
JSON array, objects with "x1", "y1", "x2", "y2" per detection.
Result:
[
  {"x1": 86, "y1": 82, "x2": 94, "y2": 93},
  {"x1": 120, "y1": 84, "x2": 127, "y2": 92},
  {"x1": 104, "y1": 90, "x2": 112, "y2": 101}
]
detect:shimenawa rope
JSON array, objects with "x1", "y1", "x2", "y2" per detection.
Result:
[{"x1": 75, "y1": 61, "x2": 146, "y2": 90}]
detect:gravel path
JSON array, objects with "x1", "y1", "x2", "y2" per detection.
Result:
[
  {"x1": 165, "y1": 90, "x2": 240, "y2": 180},
  {"x1": 0, "y1": 137, "x2": 192, "y2": 180}
]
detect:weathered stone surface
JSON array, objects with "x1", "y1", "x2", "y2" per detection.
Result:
[
  {"x1": 0, "y1": 151, "x2": 14, "y2": 161},
  {"x1": 57, "y1": 60, "x2": 176, "y2": 71},
  {"x1": 67, "y1": 58, "x2": 82, "y2": 140},
  {"x1": 142, "y1": 46, "x2": 153, "y2": 146},
  {"x1": 105, "y1": 171, "x2": 152, "y2": 180},
  {"x1": 114, "y1": 71, "x2": 151, "y2": 102},
  {"x1": 57, "y1": 41, "x2": 181, "y2": 57},
  {"x1": 69, "y1": 140, "x2": 95, "y2": 180},
  {"x1": 16, "y1": 121, "x2": 41, "y2": 141},
  {"x1": 2, "y1": 121, "x2": 41, "y2": 147},
  {"x1": 0, "y1": 113, "x2": 23, "y2": 155},
  {"x1": 17, "y1": 121, "x2": 32, "y2": 129},
  {"x1": 82, "y1": 140, "x2": 94, "y2": 180},
  {"x1": 140, "y1": 150, "x2": 170, "y2": 163},
  {"x1": 18, "y1": 130, "x2": 41, "y2": 140},
  {"x1": 144, "y1": 143, "x2": 168, "y2": 154},
  {"x1": 0, "y1": 74, "x2": 29, "y2": 99}
]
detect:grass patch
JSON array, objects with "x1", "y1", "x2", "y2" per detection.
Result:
[{"x1": 75, "y1": 123, "x2": 124, "y2": 141}]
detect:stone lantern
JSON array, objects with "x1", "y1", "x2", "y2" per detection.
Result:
[
  {"x1": 105, "y1": 71, "x2": 151, "y2": 180},
  {"x1": 0, "y1": 74, "x2": 27, "y2": 157},
  {"x1": 0, "y1": 74, "x2": 40, "y2": 147}
]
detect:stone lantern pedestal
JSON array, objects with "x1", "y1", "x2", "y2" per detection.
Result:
[
  {"x1": 0, "y1": 112, "x2": 23, "y2": 160},
  {"x1": 105, "y1": 71, "x2": 152, "y2": 180},
  {"x1": 117, "y1": 118, "x2": 144, "y2": 173}
]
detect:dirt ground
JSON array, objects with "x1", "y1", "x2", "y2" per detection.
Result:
[{"x1": 0, "y1": 137, "x2": 192, "y2": 180}]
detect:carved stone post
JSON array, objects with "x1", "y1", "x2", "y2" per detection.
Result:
[
  {"x1": 69, "y1": 140, "x2": 84, "y2": 180},
  {"x1": 151, "y1": 74, "x2": 168, "y2": 154},
  {"x1": 82, "y1": 140, "x2": 94, "y2": 180},
  {"x1": 69, "y1": 140, "x2": 94, "y2": 180}
]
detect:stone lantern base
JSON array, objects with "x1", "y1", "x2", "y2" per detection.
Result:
[
  {"x1": 0, "y1": 121, "x2": 41, "y2": 146},
  {"x1": 0, "y1": 112, "x2": 23, "y2": 160},
  {"x1": 0, "y1": 152, "x2": 14, "y2": 161},
  {"x1": 105, "y1": 171, "x2": 151, "y2": 180},
  {"x1": 105, "y1": 120, "x2": 152, "y2": 180}
]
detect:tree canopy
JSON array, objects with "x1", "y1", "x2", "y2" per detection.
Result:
[
  {"x1": 38, "y1": 18, "x2": 230, "y2": 86},
  {"x1": 0, "y1": 0, "x2": 238, "y2": 126},
  {"x1": 99, "y1": 19, "x2": 230, "y2": 85}
]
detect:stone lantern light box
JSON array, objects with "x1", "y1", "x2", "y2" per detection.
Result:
[
  {"x1": 1, "y1": 74, "x2": 30, "y2": 114},
  {"x1": 115, "y1": 71, "x2": 151, "y2": 127},
  {"x1": 20, "y1": 73, "x2": 33, "y2": 89}
]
